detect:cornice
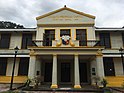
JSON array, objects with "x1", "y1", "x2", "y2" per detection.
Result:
[{"x1": 37, "y1": 23, "x2": 94, "y2": 27}]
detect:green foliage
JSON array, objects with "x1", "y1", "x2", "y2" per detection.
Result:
[
  {"x1": 92, "y1": 76, "x2": 100, "y2": 86},
  {"x1": 25, "y1": 78, "x2": 31, "y2": 87},
  {"x1": 0, "y1": 21, "x2": 24, "y2": 29},
  {"x1": 101, "y1": 78, "x2": 108, "y2": 87}
]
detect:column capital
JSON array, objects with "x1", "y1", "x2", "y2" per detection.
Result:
[
  {"x1": 96, "y1": 53, "x2": 103, "y2": 57},
  {"x1": 74, "y1": 54, "x2": 78, "y2": 56},
  {"x1": 96, "y1": 49, "x2": 103, "y2": 57},
  {"x1": 30, "y1": 49, "x2": 36, "y2": 56},
  {"x1": 53, "y1": 54, "x2": 57, "y2": 56}
]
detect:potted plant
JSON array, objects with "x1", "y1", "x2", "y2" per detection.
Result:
[
  {"x1": 92, "y1": 76, "x2": 100, "y2": 86},
  {"x1": 101, "y1": 78, "x2": 108, "y2": 88}
]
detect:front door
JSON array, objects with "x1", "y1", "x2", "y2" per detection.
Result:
[
  {"x1": 61, "y1": 63, "x2": 71, "y2": 82},
  {"x1": 79, "y1": 63, "x2": 88, "y2": 83},
  {"x1": 44, "y1": 62, "x2": 52, "y2": 82}
]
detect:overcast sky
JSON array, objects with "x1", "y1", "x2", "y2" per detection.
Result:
[{"x1": 0, "y1": 0, "x2": 124, "y2": 28}]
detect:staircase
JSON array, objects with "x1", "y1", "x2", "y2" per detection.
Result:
[{"x1": 105, "y1": 76, "x2": 124, "y2": 87}]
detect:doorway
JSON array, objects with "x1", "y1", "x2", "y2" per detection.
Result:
[
  {"x1": 61, "y1": 63, "x2": 71, "y2": 82},
  {"x1": 44, "y1": 62, "x2": 52, "y2": 82},
  {"x1": 79, "y1": 63, "x2": 88, "y2": 83}
]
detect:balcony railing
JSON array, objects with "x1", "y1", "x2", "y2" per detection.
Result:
[{"x1": 32, "y1": 40, "x2": 101, "y2": 47}]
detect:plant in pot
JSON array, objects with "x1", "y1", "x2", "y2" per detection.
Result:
[
  {"x1": 92, "y1": 76, "x2": 100, "y2": 86},
  {"x1": 101, "y1": 78, "x2": 108, "y2": 88}
]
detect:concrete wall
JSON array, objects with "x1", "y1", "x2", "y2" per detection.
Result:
[
  {"x1": 113, "y1": 58, "x2": 123, "y2": 76},
  {"x1": 36, "y1": 9, "x2": 95, "y2": 47},
  {"x1": 6, "y1": 58, "x2": 20, "y2": 76},
  {"x1": 36, "y1": 27, "x2": 96, "y2": 46},
  {"x1": 110, "y1": 32, "x2": 123, "y2": 48},
  {"x1": 0, "y1": 32, "x2": 36, "y2": 49},
  {"x1": 95, "y1": 31, "x2": 123, "y2": 49},
  {"x1": 10, "y1": 32, "x2": 22, "y2": 49}
]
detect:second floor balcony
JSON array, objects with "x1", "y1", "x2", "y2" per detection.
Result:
[{"x1": 33, "y1": 40, "x2": 101, "y2": 47}]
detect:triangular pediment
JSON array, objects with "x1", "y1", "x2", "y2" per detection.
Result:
[
  {"x1": 36, "y1": 6, "x2": 95, "y2": 26},
  {"x1": 36, "y1": 7, "x2": 95, "y2": 20}
]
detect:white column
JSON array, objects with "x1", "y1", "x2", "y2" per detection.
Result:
[
  {"x1": 96, "y1": 55, "x2": 104, "y2": 78},
  {"x1": 51, "y1": 54, "x2": 58, "y2": 88},
  {"x1": 36, "y1": 27, "x2": 44, "y2": 46},
  {"x1": 74, "y1": 54, "x2": 81, "y2": 88},
  {"x1": 28, "y1": 55, "x2": 36, "y2": 79}
]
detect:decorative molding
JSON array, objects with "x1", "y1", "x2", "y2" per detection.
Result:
[
  {"x1": 37, "y1": 23, "x2": 94, "y2": 27},
  {"x1": 70, "y1": 40, "x2": 75, "y2": 47},
  {"x1": 96, "y1": 49, "x2": 103, "y2": 56},
  {"x1": 29, "y1": 49, "x2": 36, "y2": 56}
]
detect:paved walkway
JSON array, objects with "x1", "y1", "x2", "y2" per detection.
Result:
[
  {"x1": 0, "y1": 86, "x2": 9, "y2": 92},
  {"x1": 0, "y1": 84, "x2": 103, "y2": 93},
  {"x1": 0, "y1": 88, "x2": 9, "y2": 92}
]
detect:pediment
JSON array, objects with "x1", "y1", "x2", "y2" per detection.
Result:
[
  {"x1": 36, "y1": 7, "x2": 95, "y2": 20},
  {"x1": 36, "y1": 7, "x2": 95, "y2": 25}
]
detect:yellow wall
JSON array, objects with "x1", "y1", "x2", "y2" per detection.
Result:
[
  {"x1": 105, "y1": 76, "x2": 124, "y2": 87},
  {"x1": 0, "y1": 76, "x2": 28, "y2": 83}
]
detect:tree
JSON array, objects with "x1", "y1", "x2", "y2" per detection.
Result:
[{"x1": 0, "y1": 21, "x2": 24, "y2": 29}]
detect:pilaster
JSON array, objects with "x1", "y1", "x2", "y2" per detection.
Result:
[
  {"x1": 74, "y1": 54, "x2": 81, "y2": 88},
  {"x1": 51, "y1": 54, "x2": 58, "y2": 88}
]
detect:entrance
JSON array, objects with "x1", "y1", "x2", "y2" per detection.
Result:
[
  {"x1": 79, "y1": 63, "x2": 88, "y2": 83},
  {"x1": 61, "y1": 63, "x2": 71, "y2": 82},
  {"x1": 44, "y1": 62, "x2": 52, "y2": 82}
]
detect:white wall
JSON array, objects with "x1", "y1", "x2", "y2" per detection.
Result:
[
  {"x1": 37, "y1": 27, "x2": 96, "y2": 43},
  {"x1": 110, "y1": 32, "x2": 123, "y2": 48},
  {"x1": 6, "y1": 58, "x2": 20, "y2": 76},
  {"x1": 113, "y1": 58, "x2": 123, "y2": 76},
  {"x1": 9, "y1": 32, "x2": 22, "y2": 49}
]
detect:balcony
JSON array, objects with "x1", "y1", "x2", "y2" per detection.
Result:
[{"x1": 32, "y1": 40, "x2": 101, "y2": 47}]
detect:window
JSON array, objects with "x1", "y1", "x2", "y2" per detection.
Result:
[
  {"x1": 18, "y1": 58, "x2": 29, "y2": 75},
  {"x1": 0, "y1": 58, "x2": 7, "y2": 76},
  {"x1": 99, "y1": 33, "x2": 111, "y2": 48},
  {"x1": 103, "y1": 57, "x2": 115, "y2": 76},
  {"x1": 43, "y1": 30, "x2": 55, "y2": 46},
  {"x1": 76, "y1": 29, "x2": 87, "y2": 46},
  {"x1": 0, "y1": 33, "x2": 11, "y2": 48},
  {"x1": 21, "y1": 33, "x2": 33, "y2": 49},
  {"x1": 60, "y1": 29, "x2": 70, "y2": 36}
]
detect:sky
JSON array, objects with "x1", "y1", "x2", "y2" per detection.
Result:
[{"x1": 0, "y1": 0, "x2": 124, "y2": 28}]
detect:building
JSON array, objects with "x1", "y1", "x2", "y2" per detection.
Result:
[{"x1": 0, "y1": 6, "x2": 124, "y2": 88}]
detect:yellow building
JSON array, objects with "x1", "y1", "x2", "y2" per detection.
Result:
[{"x1": 0, "y1": 6, "x2": 124, "y2": 88}]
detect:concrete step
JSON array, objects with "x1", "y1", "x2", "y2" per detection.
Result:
[{"x1": 23, "y1": 91, "x2": 101, "y2": 93}]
